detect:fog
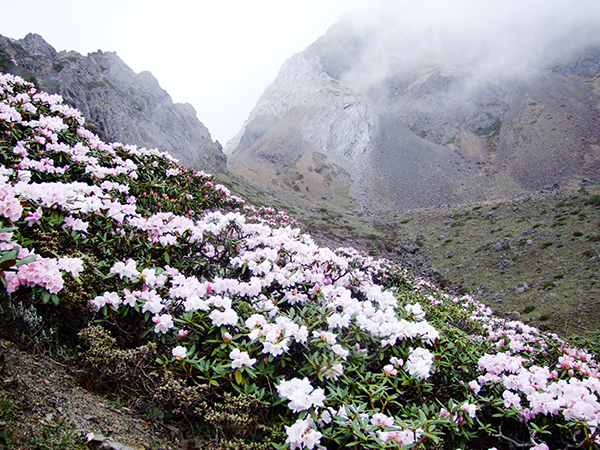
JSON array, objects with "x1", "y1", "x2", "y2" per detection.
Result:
[{"x1": 339, "y1": 0, "x2": 600, "y2": 88}]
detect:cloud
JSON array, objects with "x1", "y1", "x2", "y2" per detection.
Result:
[{"x1": 339, "y1": 0, "x2": 600, "y2": 85}]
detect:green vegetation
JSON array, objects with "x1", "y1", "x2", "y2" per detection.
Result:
[
  {"x1": 585, "y1": 195, "x2": 600, "y2": 206},
  {"x1": 242, "y1": 166, "x2": 600, "y2": 340},
  {"x1": 85, "y1": 80, "x2": 106, "y2": 90},
  {"x1": 376, "y1": 190, "x2": 600, "y2": 338},
  {"x1": 1, "y1": 71, "x2": 600, "y2": 450}
]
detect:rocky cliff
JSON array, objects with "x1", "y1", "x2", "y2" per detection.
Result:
[
  {"x1": 0, "y1": 33, "x2": 227, "y2": 173},
  {"x1": 226, "y1": 20, "x2": 600, "y2": 214}
]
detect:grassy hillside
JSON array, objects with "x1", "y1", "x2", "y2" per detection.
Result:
[
  {"x1": 385, "y1": 188, "x2": 600, "y2": 338},
  {"x1": 1, "y1": 72, "x2": 600, "y2": 450}
]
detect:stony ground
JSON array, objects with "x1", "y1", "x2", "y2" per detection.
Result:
[{"x1": 0, "y1": 339, "x2": 182, "y2": 450}]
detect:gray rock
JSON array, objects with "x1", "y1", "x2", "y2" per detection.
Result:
[
  {"x1": 224, "y1": 15, "x2": 600, "y2": 215},
  {"x1": 493, "y1": 239, "x2": 511, "y2": 252},
  {"x1": 0, "y1": 33, "x2": 226, "y2": 173},
  {"x1": 506, "y1": 311, "x2": 521, "y2": 320},
  {"x1": 100, "y1": 441, "x2": 136, "y2": 450},
  {"x1": 226, "y1": 52, "x2": 378, "y2": 173},
  {"x1": 397, "y1": 238, "x2": 421, "y2": 254}
]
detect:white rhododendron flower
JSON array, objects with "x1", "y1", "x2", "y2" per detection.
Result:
[
  {"x1": 405, "y1": 347, "x2": 435, "y2": 379},
  {"x1": 172, "y1": 346, "x2": 187, "y2": 360},
  {"x1": 57, "y1": 256, "x2": 84, "y2": 277},
  {"x1": 277, "y1": 377, "x2": 325, "y2": 413},
  {"x1": 229, "y1": 348, "x2": 257, "y2": 369},
  {"x1": 152, "y1": 313, "x2": 174, "y2": 334},
  {"x1": 285, "y1": 418, "x2": 322, "y2": 450}
]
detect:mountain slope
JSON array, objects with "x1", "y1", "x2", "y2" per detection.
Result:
[
  {"x1": 225, "y1": 19, "x2": 600, "y2": 214},
  {"x1": 0, "y1": 33, "x2": 227, "y2": 173},
  {"x1": 1, "y1": 71, "x2": 600, "y2": 450}
]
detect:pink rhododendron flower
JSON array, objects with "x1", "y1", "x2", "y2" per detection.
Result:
[
  {"x1": 460, "y1": 402, "x2": 479, "y2": 418},
  {"x1": 178, "y1": 329, "x2": 189, "y2": 338},
  {"x1": 15, "y1": 257, "x2": 64, "y2": 294},
  {"x1": 439, "y1": 408, "x2": 452, "y2": 420},
  {"x1": 0, "y1": 184, "x2": 23, "y2": 222},
  {"x1": 321, "y1": 363, "x2": 343, "y2": 380},
  {"x1": 468, "y1": 380, "x2": 481, "y2": 394},
  {"x1": 378, "y1": 429, "x2": 421, "y2": 446},
  {"x1": 331, "y1": 344, "x2": 349, "y2": 360},
  {"x1": 371, "y1": 413, "x2": 395, "y2": 427},
  {"x1": 531, "y1": 443, "x2": 549, "y2": 450},
  {"x1": 4, "y1": 271, "x2": 21, "y2": 293},
  {"x1": 503, "y1": 390, "x2": 522, "y2": 409},
  {"x1": 383, "y1": 364, "x2": 398, "y2": 376},
  {"x1": 63, "y1": 216, "x2": 89, "y2": 232},
  {"x1": 24, "y1": 206, "x2": 42, "y2": 226},
  {"x1": 92, "y1": 291, "x2": 122, "y2": 310}
]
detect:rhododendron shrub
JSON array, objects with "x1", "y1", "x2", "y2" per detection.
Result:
[{"x1": 0, "y1": 72, "x2": 599, "y2": 449}]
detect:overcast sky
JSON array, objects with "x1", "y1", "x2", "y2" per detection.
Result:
[
  {"x1": 3, "y1": 1, "x2": 599, "y2": 146},
  {"x1": 2, "y1": 0, "x2": 370, "y2": 144}
]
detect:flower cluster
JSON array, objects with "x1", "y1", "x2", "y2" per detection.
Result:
[{"x1": 1, "y1": 72, "x2": 599, "y2": 450}]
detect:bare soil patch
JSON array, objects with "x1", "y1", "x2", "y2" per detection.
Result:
[{"x1": 0, "y1": 339, "x2": 180, "y2": 450}]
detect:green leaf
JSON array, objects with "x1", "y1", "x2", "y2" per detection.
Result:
[
  {"x1": 235, "y1": 369, "x2": 243, "y2": 385},
  {"x1": 41, "y1": 290, "x2": 51, "y2": 304},
  {"x1": 0, "y1": 257, "x2": 16, "y2": 271},
  {"x1": 14, "y1": 254, "x2": 37, "y2": 267},
  {"x1": 0, "y1": 246, "x2": 19, "y2": 269}
]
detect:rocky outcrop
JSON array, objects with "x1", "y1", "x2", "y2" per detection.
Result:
[
  {"x1": 226, "y1": 19, "x2": 600, "y2": 214},
  {"x1": 226, "y1": 51, "x2": 378, "y2": 203},
  {"x1": 0, "y1": 33, "x2": 227, "y2": 173}
]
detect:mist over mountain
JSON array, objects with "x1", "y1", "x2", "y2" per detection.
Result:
[
  {"x1": 0, "y1": 33, "x2": 227, "y2": 173},
  {"x1": 226, "y1": 0, "x2": 600, "y2": 214}
]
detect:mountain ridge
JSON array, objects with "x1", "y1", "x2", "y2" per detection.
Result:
[
  {"x1": 0, "y1": 32, "x2": 227, "y2": 173},
  {"x1": 225, "y1": 19, "x2": 600, "y2": 214}
]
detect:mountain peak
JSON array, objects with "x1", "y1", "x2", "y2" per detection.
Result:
[
  {"x1": 20, "y1": 33, "x2": 56, "y2": 57},
  {"x1": 226, "y1": 18, "x2": 600, "y2": 214},
  {"x1": 0, "y1": 33, "x2": 227, "y2": 173}
]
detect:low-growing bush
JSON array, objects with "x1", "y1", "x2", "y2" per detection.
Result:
[{"x1": 0, "y1": 72, "x2": 599, "y2": 450}]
